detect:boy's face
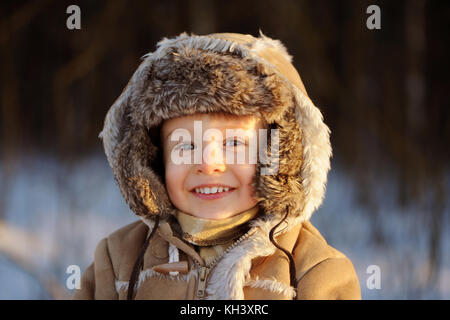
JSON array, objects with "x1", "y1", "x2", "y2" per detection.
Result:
[{"x1": 161, "y1": 113, "x2": 263, "y2": 220}]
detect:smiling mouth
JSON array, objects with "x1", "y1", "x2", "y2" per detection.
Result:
[
  {"x1": 190, "y1": 185, "x2": 236, "y2": 199},
  {"x1": 192, "y1": 186, "x2": 234, "y2": 194}
]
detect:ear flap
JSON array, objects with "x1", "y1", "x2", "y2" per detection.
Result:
[
  {"x1": 255, "y1": 104, "x2": 305, "y2": 218},
  {"x1": 101, "y1": 121, "x2": 174, "y2": 220}
]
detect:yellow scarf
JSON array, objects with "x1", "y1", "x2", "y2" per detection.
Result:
[{"x1": 176, "y1": 206, "x2": 260, "y2": 265}]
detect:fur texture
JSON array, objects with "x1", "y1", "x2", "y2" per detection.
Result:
[
  {"x1": 205, "y1": 229, "x2": 275, "y2": 299},
  {"x1": 245, "y1": 276, "x2": 297, "y2": 299}
]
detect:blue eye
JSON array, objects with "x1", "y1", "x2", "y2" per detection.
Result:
[
  {"x1": 175, "y1": 142, "x2": 195, "y2": 151},
  {"x1": 225, "y1": 139, "x2": 245, "y2": 147}
]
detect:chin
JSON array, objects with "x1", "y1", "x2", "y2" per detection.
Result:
[{"x1": 199, "y1": 211, "x2": 234, "y2": 220}]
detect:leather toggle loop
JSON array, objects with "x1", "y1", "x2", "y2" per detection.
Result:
[{"x1": 152, "y1": 261, "x2": 189, "y2": 274}]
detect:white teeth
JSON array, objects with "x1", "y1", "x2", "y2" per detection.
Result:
[{"x1": 195, "y1": 186, "x2": 231, "y2": 194}]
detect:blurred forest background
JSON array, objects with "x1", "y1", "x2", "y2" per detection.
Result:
[{"x1": 0, "y1": 0, "x2": 449, "y2": 299}]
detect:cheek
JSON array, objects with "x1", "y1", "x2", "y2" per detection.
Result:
[
  {"x1": 165, "y1": 163, "x2": 188, "y2": 198},
  {"x1": 234, "y1": 164, "x2": 257, "y2": 192}
]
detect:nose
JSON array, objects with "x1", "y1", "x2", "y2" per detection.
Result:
[{"x1": 195, "y1": 141, "x2": 226, "y2": 174}]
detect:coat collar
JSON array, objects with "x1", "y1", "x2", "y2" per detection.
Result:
[{"x1": 141, "y1": 213, "x2": 304, "y2": 299}]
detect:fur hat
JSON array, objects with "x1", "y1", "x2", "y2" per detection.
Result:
[{"x1": 99, "y1": 31, "x2": 332, "y2": 226}]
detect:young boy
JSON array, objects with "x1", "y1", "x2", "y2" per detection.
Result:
[{"x1": 73, "y1": 32, "x2": 361, "y2": 300}]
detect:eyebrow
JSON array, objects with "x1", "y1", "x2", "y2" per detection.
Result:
[
  {"x1": 163, "y1": 124, "x2": 257, "y2": 142},
  {"x1": 164, "y1": 128, "x2": 192, "y2": 142}
]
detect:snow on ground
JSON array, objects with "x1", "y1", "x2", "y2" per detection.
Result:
[{"x1": 0, "y1": 153, "x2": 448, "y2": 299}]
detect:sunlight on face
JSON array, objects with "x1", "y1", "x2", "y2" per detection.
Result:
[{"x1": 161, "y1": 113, "x2": 264, "y2": 220}]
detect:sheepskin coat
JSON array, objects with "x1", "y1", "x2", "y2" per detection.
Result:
[{"x1": 72, "y1": 31, "x2": 361, "y2": 300}]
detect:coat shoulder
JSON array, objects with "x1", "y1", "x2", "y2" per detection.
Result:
[
  {"x1": 107, "y1": 219, "x2": 148, "y2": 246},
  {"x1": 293, "y1": 221, "x2": 346, "y2": 278},
  {"x1": 293, "y1": 221, "x2": 361, "y2": 299},
  {"x1": 104, "y1": 220, "x2": 149, "y2": 276}
]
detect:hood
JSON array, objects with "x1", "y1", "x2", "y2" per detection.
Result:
[{"x1": 99, "y1": 31, "x2": 332, "y2": 229}]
